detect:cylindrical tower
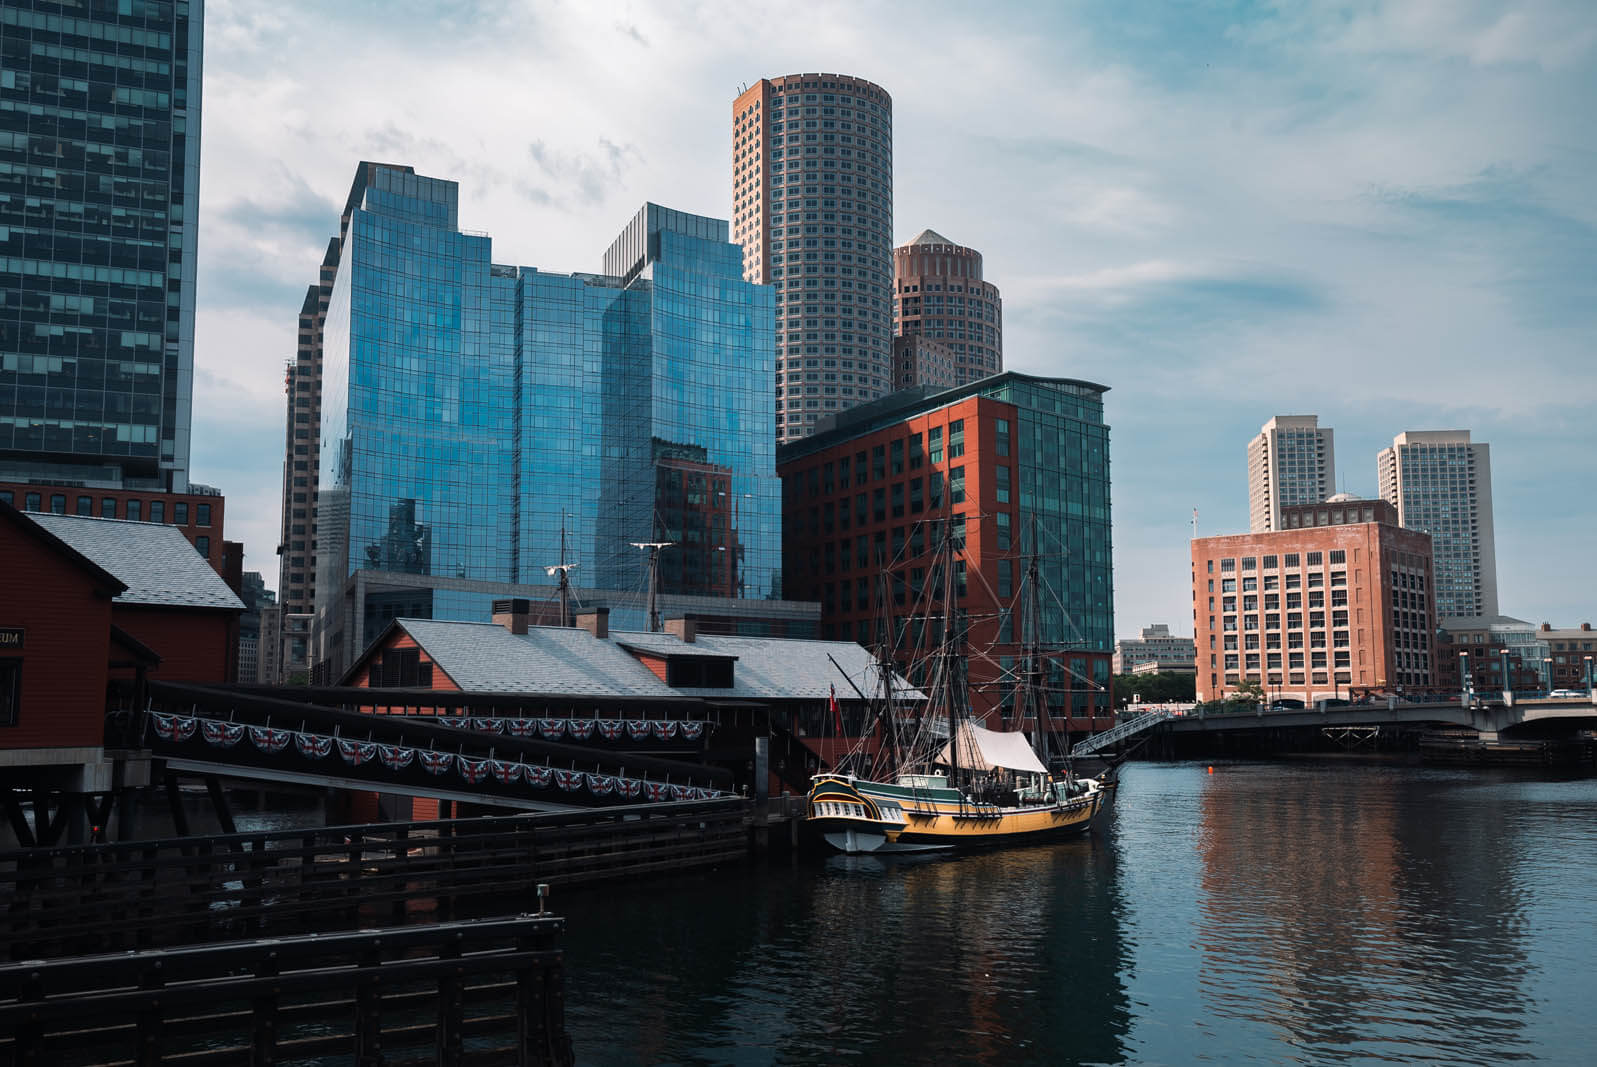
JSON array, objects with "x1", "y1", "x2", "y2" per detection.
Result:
[
  {"x1": 892, "y1": 231, "x2": 1003, "y2": 386},
  {"x1": 732, "y1": 73, "x2": 893, "y2": 442}
]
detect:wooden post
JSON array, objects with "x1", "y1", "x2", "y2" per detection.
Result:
[{"x1": 435, "y1": 930, "x2": 465, "y2": 1065}]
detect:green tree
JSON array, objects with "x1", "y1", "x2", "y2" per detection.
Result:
[
  {"x1": 1112, "y1": 672, "x2": 1197, "y2": 707},
  {"x1": 1233, "y1": 678, "x2": 1266, "y2": 704}
]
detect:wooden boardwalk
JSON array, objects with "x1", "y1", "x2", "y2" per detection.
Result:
[{"x1": 1, "y1": 798, "x2": 749, "y2": 962}]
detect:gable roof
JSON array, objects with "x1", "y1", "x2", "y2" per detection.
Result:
[
  {"x1": 28, "y1": 513, "x2": 244, "y2": 611},
  {"x1": 356, "y1": 619, "x2": 924, "y2": 703},
  {"x1": 0, "y1": 499, "x2": 126, "y2": 598}
]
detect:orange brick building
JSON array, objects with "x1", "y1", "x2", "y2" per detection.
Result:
[{"x1": 1191, "y1": 500, "x2": 1436, "y2": 704}]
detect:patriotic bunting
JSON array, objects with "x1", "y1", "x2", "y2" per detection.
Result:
[
  {"x1": 150, "y1": 712, "x2": 175, "y2": 740},
  {"x1": 524, "y1": 765, "x2": 553, "y2": 789},
  {"x1": 490, "y1": 759, "x2": 522, "y2": 785},
  {"x1": 472, "y1": 718, "x2": 504, "y2": 734},
  {"x1": 201, "y1": 720, "x2": 246, "y2": 747},
  {"x1": 539, "y1": 719, "x2": 568, "y2": 740},
  {"x1": 651, "y1": 720, "x2": 678, "y2": 741},
  {"x1": 565, "y1": 718, "x2": 595, "y2": 741},
  {"x1": 249, "y1": 725, "x2": 292, "y2": 754},
  {"x1": 627, "y1": 720, "x2": 653, "y2": 741},
  {"x1": 553, "y1": 769, "x2": 584, "y2": 792},
  {"x1": 669, "y1": 784, "x2": 692, "y2": 801},
  {"x1": 679, "y1": 721, "x2": 706, "y2": 741},
  {"x1": 337, "y1": 738, "x2": 376, "y2": 766},
  {"x1": 585, "y1": 773, "x2": 616, "y2": 796},
  {"x1": 296, "y1": 732, "x2": 333, "y2": 759},
  {"x1": 645, "y1": 781, "x2": 671, "y2": 802},
  {"x1": 378, "y1": 744, "x2": 414, "y2": 771},
  {"x1": 616, "y1": 777, "x2": 643, "y2": 800},
  {"x1": 437, "y1": 716, "x2": 471, "y2": 729},
  {"x1": 418, "y1": 750, "x2": 454, "y2": 775},
  {"x1": 596, "y1": 720, "x2": 625, "y2": 741},
  {"x1": 506, "y1": 719, "x2": 537, "y2": 737},
  {"x1": 458, "y1": 756, "x2": 489, "y2": 784}
]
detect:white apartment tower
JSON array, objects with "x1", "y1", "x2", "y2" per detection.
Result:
[
  {"x1": 1247, "y1": 416, "x2": 1335, "y2": 532},
  {"x1": 1378, "y1": 430, "x2": 1498, "y2": 619}
]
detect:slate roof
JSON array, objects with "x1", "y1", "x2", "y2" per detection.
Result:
[
  {"x1": 389, "y1": 619, "x2": 924, "y2": 703},
  {"x1": 29, "y1": 514, "x2": 244, "y2": 611}
]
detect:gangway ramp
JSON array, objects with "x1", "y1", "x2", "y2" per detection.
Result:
[{"x1": 1072, "y1": 708, "x2": 1173, "y2": 757}]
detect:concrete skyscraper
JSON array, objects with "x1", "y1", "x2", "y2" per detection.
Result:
[
  {"x1": 731, "y1": 73, "x2": 893, "y2": 442},
  {"x1": 1247, "y1": 416, "x2": 1335, "y2": 532},
  {"x1": 0, "y1": 0, "x2": 204, "y2": 492},
  {"x1": 892, "y1": 230, "x2": 1002, "y2": 386},
  {"x1": 1378, "y1": 430, "x2": 1498, "y2": 620}
]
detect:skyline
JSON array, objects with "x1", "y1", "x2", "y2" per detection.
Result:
[{"x1": 189, "y1": 0, "x2": 1597, "y2": 633}]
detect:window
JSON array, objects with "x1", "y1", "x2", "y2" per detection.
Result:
[
  {"x1": 1222, "y1": 579, "x2": 1236, "y2": 593},
  {"x1": 126, "y1": 500, "x2": 142, "y2": 521},
  {"x1": 929, "y1": 426, "x2": 943, "y2": 464},
  {"x1": 1284, "y1": 554, "x2": 1300, "y2": 568},
  {"x1": 149, "y1": 500, "x2": 165, "y2": 524},
  {"x1": 1306, "y1": 551, "x2": 1323, "y2": 566},
  {"x1": 23, "y1": 493, "x2": 39, "y2": 512},
  {"x1": 948, "y1": 419, "x2": 965, "y2": 457},
  {"x1": 50, "y1": 494, "x2": 66, "y2": 514},
  {"x1": 101, "y1": 498, "x2": 116, "y2": 518},
  {"x1": 197, "y1": 504, "x2": 212, "y2": 527},
  {"x1": 1221, "y1": 558, "x2": 1236, "y2": 572},
  {"x1": 995, "y1": 417, "x2": 1010, "y2": 457},
  {"x1": 195, "y1": 536, "x2": 209, "y2": 557},
  {"x1": 174, "y1": 502, "x2": 189, "y2": 525},
  {"x1": 996, "y1": 465, "x2": 1010, "y2": 504},
  {"x1": 1242, "y1": 557, "x2": 1257, "y2": 571},
  {"x1": 1262, "y1": 555, "x2": 1278, "y2": 569},
  {"x1": 1329, "y1": 550, "x2": 1345, "y2": 564},
  {"x1": 0, "y1": 658, "x2": 18, "y2": 727},
  {"x1": 950, "y1": 466, "x2": 965, "y2": 504},
  {"x1": 1242, "y1": 577, "x2": 1257, "y2": 592}
]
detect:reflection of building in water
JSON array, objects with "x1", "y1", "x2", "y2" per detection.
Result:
[
  {"x1": 1194, "y1": 770, "x2": 1531, "y2": 1058},
  {"x1": 303, "y1": 164, "x2": 783, "y2": 678}
]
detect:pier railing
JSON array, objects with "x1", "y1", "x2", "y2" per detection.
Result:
[
  {"x1": 0, "y1": 914, "x2": 573, "y2": 1066},
  {"x1": 0, "y1": 798, "x2": 747, "y2": 961}
]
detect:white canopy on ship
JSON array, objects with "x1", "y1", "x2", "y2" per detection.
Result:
[{"x1": 936, "y1": 722, "x2": 1048, "y2": 775}]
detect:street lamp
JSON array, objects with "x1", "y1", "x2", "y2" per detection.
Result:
[
  {"x1": 1499, "y1": 649, "x2": 1512, "y2": 695},
  {"x1": 1459, "y1": 650, "x2": 1471, "y2": 706},
  {"x1": 1543, "y1": 657, "x2": 1553, "y2": 697},
  {"x1": 1586, "y1": 655, "x2": 1594, "y2": 697}
]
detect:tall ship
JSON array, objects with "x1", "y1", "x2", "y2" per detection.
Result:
[{"x1": 805, "y1": 517, "x2": 1115, "y2": 854}]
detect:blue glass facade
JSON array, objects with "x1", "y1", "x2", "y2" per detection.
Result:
[
  {"x1": 0, "y1": 0, "x2": 204, "y2": 491},
  {"x1": 317, "y1": 170, "x2": 778, "y2": 669}
]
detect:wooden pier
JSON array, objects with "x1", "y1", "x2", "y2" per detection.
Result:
[
  {"x1": 1, "y1": 797, "x2": 749, "y2": 961},
  {"x1": 0, "y1": 914, "x2": 571, "y2": 1066}
]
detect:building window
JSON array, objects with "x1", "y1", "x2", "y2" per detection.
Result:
[
  {"x1": 950, "y1": 466, "x2": 965, "y2": 504},
  {"x1": 197, "y1": 504, "x2": 212, "y2": 527},
  {"x1": 196, "y1": 536, "x2": 209, "y2": 557},
  {"x1": 149, "y1": 500, "x2": 165, "y2": 524},
  {"x1": 174, "y1": 502, "x2": 189, "y2": 525},
  {"x1": 0, "y1": 659, "x2": 18, "y2": 726},
  {"x1": 74, "y1": 496, "x2": 91, "y2": 516},
  {"x1": 101, "y1": 498, "x2": 117, "y2": 518},
  {"x1": 126, "y1": 500, "x2": 142, "y2": 521},
  {"x1": 1329, "y1": 550, "x2": 1345, "y2": 564},
  {"x1": 50, "y1": 494, "x2": 66, "y2": 514},
  {"x1": 995, "y1": 417, "x2": 1010, "y2": 457},
  {"x1": 996, "y1": 465, "x2": 1010, "y2": 504},
  {"x1": 948, "y1": 419, "x2": 965, "y2": 458},
  {"x1": 929, "y1": 426, "x2": 943, "y2": 464}
]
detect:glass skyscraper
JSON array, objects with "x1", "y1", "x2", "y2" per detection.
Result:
[
  {"x1": 314, "y1": 166, "x2": 780, "y2": 672},
  {"x1": 0, "y1": 0, "x2": 203, "y2": 491}
]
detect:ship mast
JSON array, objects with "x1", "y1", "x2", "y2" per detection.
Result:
[
  {"x1": 940, "y1": 513, "x2": 967, "y2": 795},
  {"x1": 631, "y1": 541, "x2": 672, "y2": 633},
  {"x1": 544, "y1": 511, "x2": 579, "y2": 628}
]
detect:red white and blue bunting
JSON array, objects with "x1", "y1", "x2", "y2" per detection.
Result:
[
  {"x1": 416, "y1": 716, "x2": 713, "y2": 743},
  {"x1": 149, "y1": 712, "x2": 729, "y2": 802}
]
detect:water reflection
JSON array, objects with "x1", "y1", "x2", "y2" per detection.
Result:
[{"x1": 563, "y1": 835, "x2": 1131, "y2": 1065}]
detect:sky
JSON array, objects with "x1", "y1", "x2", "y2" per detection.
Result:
[{"x1": 192, "y1": 0, "x2": 1597, "y2": 636}]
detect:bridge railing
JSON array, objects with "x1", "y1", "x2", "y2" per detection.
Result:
[{"x1": 0, "y1": 799, "x2": 746, "y2": 962}]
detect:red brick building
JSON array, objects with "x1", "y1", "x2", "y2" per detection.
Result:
[
  {"x1": 1191, "y1": 501, "x2": 1436, "y2": 704},
  {"x1": 0, "y1": 481, "x2": 227, "y2": 573},
  {"x1": 778, "y1": 373, "x2": 1116, "y2": 734}
]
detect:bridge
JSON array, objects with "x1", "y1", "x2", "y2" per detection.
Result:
[{"x1": 1162, "y1": 693, "x2": 1597, "y2": 739}]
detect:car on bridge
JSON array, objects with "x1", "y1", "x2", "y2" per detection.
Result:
[{"x1": 1549, "y1": 688, "x2": 1589, "y2": 699}]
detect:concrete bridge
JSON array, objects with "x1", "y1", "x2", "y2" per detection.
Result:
[{"x1": 1164, "y1": 693, "x2": 1597, "y2": 740}]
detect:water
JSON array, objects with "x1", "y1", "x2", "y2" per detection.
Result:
[{"x1": 560, "y1": 761, "x2": 1597, "y2": 1064}]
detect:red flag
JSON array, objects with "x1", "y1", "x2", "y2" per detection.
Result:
[{"x1": 830, "y1": 683, "x2": 843, "y2": 735}]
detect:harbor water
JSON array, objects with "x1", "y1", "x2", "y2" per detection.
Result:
[{"x1": 561, "y1": 761, "x2": 1597, "y2": 1064}]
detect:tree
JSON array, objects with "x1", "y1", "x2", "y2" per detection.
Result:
[
  {"x1": 1233, "y1": 678, "x2": 1266, "y2": 704},
  {"x1": 1112, "y1": 671, "x2": 1197, "y2": 707}
]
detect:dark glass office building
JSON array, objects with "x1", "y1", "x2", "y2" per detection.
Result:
[
  {"x1": 313, "y1": 166, "x2": 782, "y2": 674},
  {"x1": 0, "y1": 0, "x2": 203, "y2": 491}
]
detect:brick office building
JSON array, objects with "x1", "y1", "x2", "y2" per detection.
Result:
[
  {"x1": 1191, "y1": 500, "x2": 1436, "y2": 704},
  {"x1": 0, "y1": 482, "x2": 228, "y2": 573},
  {"x1": 778, "y1": 372, "x2": 1115, "y2": 733}
]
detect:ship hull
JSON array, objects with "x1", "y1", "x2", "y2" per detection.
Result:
[{"x1": 806, "y1": 773, "x2": 1110, "y2": 855}]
